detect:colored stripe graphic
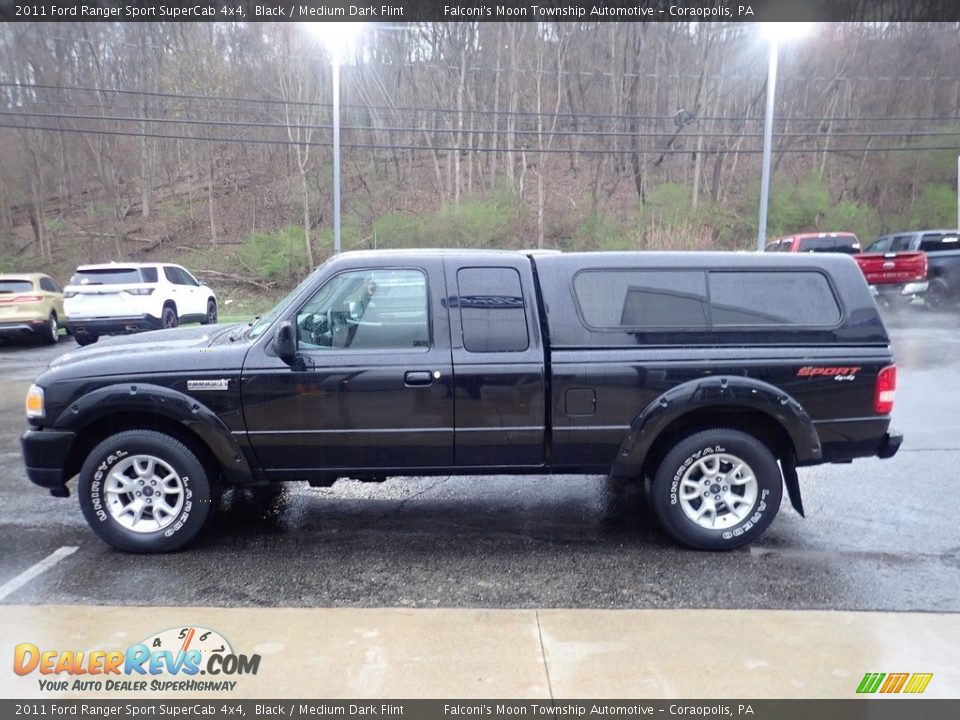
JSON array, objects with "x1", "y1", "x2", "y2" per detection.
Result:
[
  {"x1": 903, "y1": 673, "x2": 934, "y2": 694},
  {"x1": 857, "y1": 672, "x2": 933, "y2": 694},
  {"x1": 880, "y1": 673, "x2": 909, "y2": 693},
  {"x1": 857, "y1": 673, "x2": 885, "y2": 693}
]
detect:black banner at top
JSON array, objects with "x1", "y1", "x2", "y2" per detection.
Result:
[{"x1": 1, "y1": 0, "x2": 960, "y2": 23}]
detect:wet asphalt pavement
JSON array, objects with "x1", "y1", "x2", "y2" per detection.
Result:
[{"x1": 1, "y1": 309, "x2": 959, "y2": 611}]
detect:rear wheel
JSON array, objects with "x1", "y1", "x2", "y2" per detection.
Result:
[
  {"x1": 161, "y1": 305, "x2": 178, "y2": 329},
  {"x1": 77, "y1": 430, "x2": 216, "y2": 553},
  {"x1": 201, "y1": 299, "x2": 218, "y2": 325},
  {"x1": 74, "y1": 332, "x2": 97, "y2": 346},
  {"x1": 651, "y1": 428, "x2": 783, "y2": 551},
  {"x1": 42, "y1": 313, "x2": 59, "y2": 345},
  {"x1": 924, "y1": 279, "x2": 951, "y2": 312}
]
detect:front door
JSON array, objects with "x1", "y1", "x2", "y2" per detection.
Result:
[{"x1": 241, "y1": 261, "x2": 454, "y2": 478}]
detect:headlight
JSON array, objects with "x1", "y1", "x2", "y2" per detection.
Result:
[{"x1": 25, "y1": 384, "x2": 45, "y2": 420}]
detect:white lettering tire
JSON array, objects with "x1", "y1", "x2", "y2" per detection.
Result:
[
  {"x1": 78, "y1": 430, "x2": 215, "y2": 553},
  {"x1": 651, "y1": 428, "x2": 783, "y2": 551}
]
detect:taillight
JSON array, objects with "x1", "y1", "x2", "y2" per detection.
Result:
[
  {"x1": 918, "y1": 254, "x2": 928, "y2": 281},
  {"x1": 12, "y1": 295, "x2": 43, "y2": 303},
  {"x1": 125, "y1": 288, "x2": 155, "y2": 296},
  {"x1": 874, "y1": 365, "x2": 896, "y2": 414}
]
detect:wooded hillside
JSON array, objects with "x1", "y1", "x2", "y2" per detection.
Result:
[{"x1": 1, "y1": 21, "x2": 958, "y2": 296}]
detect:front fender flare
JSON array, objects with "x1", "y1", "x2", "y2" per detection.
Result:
[
  {"x1": 610, "y1": 375, "x2": 821, "y2": 479},
  {"x1": 54, "y1": 382, "x2": 253, "y2": 484}
]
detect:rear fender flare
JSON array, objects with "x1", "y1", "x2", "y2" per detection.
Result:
[{"x1": 610, "y1": 375, "x2": 821, "y2": 478}]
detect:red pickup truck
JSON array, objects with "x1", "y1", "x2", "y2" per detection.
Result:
[{"x1": 765, "y1": 232, "x2": 928, "y2": 309}]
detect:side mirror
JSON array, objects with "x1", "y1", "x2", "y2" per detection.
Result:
[
  {"x1": 271, "y1": 321, "x2": 297, "y2": 363},
  {"x1": 198, "y1": 279, "x2": 207, "y2": 286}
]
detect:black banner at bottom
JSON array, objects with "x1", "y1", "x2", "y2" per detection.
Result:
[{"x1": 3, "y1": 700, "x2": 957, "y2": 720}]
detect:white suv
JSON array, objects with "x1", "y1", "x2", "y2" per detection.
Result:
[{"x1": 64, "y1": 263, "x2": 217, "y2": 346}]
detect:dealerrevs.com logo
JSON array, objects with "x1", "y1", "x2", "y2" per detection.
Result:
[{"x1": 13, "y1": 626, "x2": 261, "y2": 693}]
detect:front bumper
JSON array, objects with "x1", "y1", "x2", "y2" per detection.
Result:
[
  {"x1": 67, "y1": 314, "x2": 161, "y2": 337},
  {"x1": 21, "y1": 428, "x2": 75, "y2": 496},
  {"x1": 876, "y1": 431, "x2": 903, "y2": 459}
]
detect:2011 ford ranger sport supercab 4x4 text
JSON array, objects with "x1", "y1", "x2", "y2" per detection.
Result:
[{"x1": 21, "y1": 250, "x2": 902, "y2": 553}]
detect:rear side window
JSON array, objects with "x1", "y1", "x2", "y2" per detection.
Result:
[
  {"x1": 0, "y1": 280, "x2": 34, "y2": 293},
  {"x1": 573, "y1": 269, "x2": 840, "y2": 329},
  {"x1": 709, "y1": 272, "x2": 841, "y2": 326},
  {"x1": 574, "y1": 271, "x2": 709, "y2": 328},
  {"x1": 141, "y1": 267, "x2": 158, "y2": 283},
  {"x1": 457, "y1": 267, "x2": 529, "y2": 352},
  {"x1": 69, "y1": 268, "x2": 142, "y2": 285},
  {"x1": 39, "y1": 277, "x2": 56, "y2": 292},
  {"x1": 890, "y1": 235, "x2": 914, "y2": 251},
  {"x1": 919, "y1": 233, "x2": 960, "y2": 253},
  {"x1": 834, "y1": 235, "x2": 861, "y2": 254}
]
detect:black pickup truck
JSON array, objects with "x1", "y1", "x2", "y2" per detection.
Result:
[{"x1": 22, "y1": 250, "x2": 901, "y2": 552}]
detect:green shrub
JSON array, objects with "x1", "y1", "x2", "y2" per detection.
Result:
[
  {"x1": 372, "y1": 191, "x2": 520, "y2": 250},
  {"x1": 764, "y1": 173, "x2": 831, "y2": 238},
  {"x1": 239, "y1": 226, "x2": 308, "y2": 286},
  {"x1": 573, "y1": 210, "x2": 629, "y2": 250},
  {"x1": 637, "y1": 182, "x2": 747, "y2": 250},
  {"x1": 821, "y1": 200, "x2": 882, "y2": 245},
  {"x1": 909, "y1": 183, "x2": 958, "y2": 228},
  {"x1": 640, "y1": 182, "x2": 691, "y2": 228}
]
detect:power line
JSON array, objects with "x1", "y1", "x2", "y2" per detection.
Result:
[
  {"x1": 3, "y1": 120, "x2": 958, "y2": 156},
  {"x1": 4, "y1": 109, "x2": 960, "y2": 142},
  {"x1": 4, "y1": 81, "x2": 959, "y2": 125}
]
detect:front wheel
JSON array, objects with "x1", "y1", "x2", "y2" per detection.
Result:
[
  {"x1": 77, "y1": 430, "x2": 216, "y2": 553},
  {"x1": 651, "y1": 429, "x2": 783, "y2": 551}
]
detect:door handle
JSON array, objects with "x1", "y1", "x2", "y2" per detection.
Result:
[{"x1": 404, "y1": 371, "x2": 434, "y2": 387}]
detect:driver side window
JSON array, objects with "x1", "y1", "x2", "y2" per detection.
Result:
[{"x1": 295, "y1": 269, "x2": 429, "y2": 351}]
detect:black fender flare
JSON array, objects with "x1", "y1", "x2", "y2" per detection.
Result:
[
  {"x1": 54, "y1": 383, "x2": 253, "y2": 485},
  {"x1": 610, "y1": 376, "x2": 820, "y2": 513}
]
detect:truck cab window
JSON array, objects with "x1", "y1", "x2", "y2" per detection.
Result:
[
  {"x1": 295, "y1": 269, "x2": 429, "y2": 350},
  {"x1": 456, "y1": 267, "x2": 529, "y2": 352}
]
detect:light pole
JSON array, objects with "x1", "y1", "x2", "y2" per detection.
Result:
[
  {"x1": 757, "y1": 23, "x2": 813, "y2": 252},
  {"x1": 306, "y1": 23, "x2": 364, "y2": 254}
]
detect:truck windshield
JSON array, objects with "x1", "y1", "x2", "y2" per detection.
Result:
[{"x1": 247, "y1": 264, "x2": 327, "y2": 340}]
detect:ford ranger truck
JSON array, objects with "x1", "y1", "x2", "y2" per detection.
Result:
[
  {"x1": 863, "y1": 230, "x2": 960, "y2": 311},
  {"x1": 22, "y1": 250, "x2": 902, "y2": 552}
]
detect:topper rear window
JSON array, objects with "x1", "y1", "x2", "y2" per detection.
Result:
[{"x1": 573, "y1": 269, "x2": 841, "y2": 329}]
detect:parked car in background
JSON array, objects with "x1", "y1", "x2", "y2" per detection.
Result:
[
  {"x1": 765, "y1": 232, "x2": 861, "y2": 254},
  {"x1": 863, "y1": 230, "x2": 960, "y2": 310},
  {"x1": 764, "y1": 231, "x2": 929, "y2": 310},
  {"x1": 0, "y1": 273, "x2": 66, "y2": 345},
  {"x1": 64, "y1": 262, "x2": 217, "y2": 346}
]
